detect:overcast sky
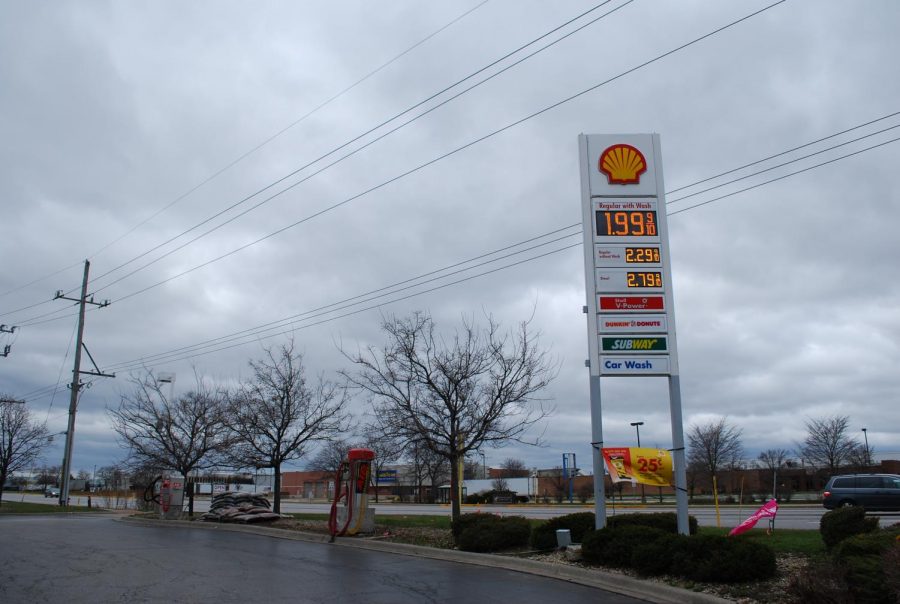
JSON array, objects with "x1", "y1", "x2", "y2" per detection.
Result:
[{"x1": 2, "y1": 0, "x2": 898, "y2": 477}]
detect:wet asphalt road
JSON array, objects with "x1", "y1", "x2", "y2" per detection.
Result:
[{"x1": 0, "y1": 515, "x2": 645, "y2": 604}]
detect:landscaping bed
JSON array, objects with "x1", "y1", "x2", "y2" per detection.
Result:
[{"x1": 262, "y1": 516, "x2": 811, "y2": 604}]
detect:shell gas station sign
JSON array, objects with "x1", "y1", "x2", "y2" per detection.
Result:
[
  {"x1": 578, "y1": 133, "x2": 689, "y2": 535},
  {"x1": 579, "y1": 134, "x2": 678, "y2": 376}
]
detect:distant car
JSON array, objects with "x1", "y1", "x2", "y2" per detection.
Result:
[
  {"x1": 822, "y1": 474, "x2": 900, "y2": 511},
  {"x1": 44, "y1": 487, "x2": 60, "y2": 498}
]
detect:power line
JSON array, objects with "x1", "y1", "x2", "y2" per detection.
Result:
[
  {"x1": 668, "y1": 134, "x2": 900, "y2": 216},
  {"x1": 20, "y1": 124, "x2": 900, "y2": 399},
  {"x1": 112, "y1": 243, "x2": 586, "y2": 375},
  {"x1": 100, "y1": 1, "x2": 784, "y2": 304},
  {"x1": 0, "y1": 2, "x2": 491, "y2": 303},
  {"x1": 15, "y1": 109, "x2": 899, "y2": 333},
  {"x1": 105, "y1": 228, "x2": 584, "y2": 372},
  {"x1": 666, "y1": 109, "x2": 900, "y2": 195},
  {"x1": 86, "y1": 0, "x2": 630, "y2": 294},
  {"x1": 99, "y1": 132, "x2": 900, "y2": 374},
  {"x1": 668, "y1": 123, "x2": 900, "y2": 205},
  {"x1": 84, "y1": 1, "x2": 493, "y2": 264}
]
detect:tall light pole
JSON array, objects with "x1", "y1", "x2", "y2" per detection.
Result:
[
  {"x1": 861, "y1": 428, "x2": 870, "y2": 467},
  {"x1": 478, "y1": 451, "x2": 486, "y2": 479},
  {"x1": 630, "y1": 421, "x2": 646, "y2": 503},
  {"x1": 158, "y1": 372, "x2": 176, "y2": 401}
]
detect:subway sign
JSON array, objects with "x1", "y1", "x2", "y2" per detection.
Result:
[{"x1": 601, "y1": 337, "x2": 668, "y2": 353}]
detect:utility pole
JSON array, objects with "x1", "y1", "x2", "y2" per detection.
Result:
[
  {"x1": 54, "y1": 260, "x2": 114, "y2": 506},
  {"x1": 0, "y1": 325, "x2": 15, "y2": 357}
]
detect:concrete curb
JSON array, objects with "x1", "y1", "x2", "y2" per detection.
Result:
[{"x1": 119, "y1": 517, "x2": 728, "y2": 603}]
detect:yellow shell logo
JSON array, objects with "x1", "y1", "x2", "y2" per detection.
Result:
[{"x1": 598, "y1": 144, "x2": 647, "y2": 184}]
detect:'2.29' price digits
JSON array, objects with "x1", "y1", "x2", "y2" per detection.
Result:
[{"x1": 625, "y1": 247, "x2": 660, "y2": 263}]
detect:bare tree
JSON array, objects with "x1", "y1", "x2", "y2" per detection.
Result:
[
  {"x1": 225, "y1": 341, "x2": 349, "y2": 514},
  {"x1": 343, "y1": 311, "x2": 555, "y2": 526},
  {"x1": 96, "y1": 465, "x2": 128, "y2": 490},
  {"x1": 547, "y1": 468, "x2": 567, "y2": 503},
  {"x1": 108, "y1": 371, "x2": 231, "y2": 515},
  {"x1": 499, "y1": 457, "x2": 529, "y2": 478},
  {"x1": 758, "y1": 448, "x2": 789, "y2": 497},
  {"x1": 463, "y1": 457, "x2": 480, "y2": 480},
  {"x1": 491, "y1": 476, "x2": 509, "y2": 492},
  {"x1": 846, "y1": 442, "x2": 873, "y2": 471},
  {"x1": 758, "y1": 448, "x2": 789, "y2": 470},
  {"x1": 404, "y1": 439, "x2": 449, "y2": 503},
  {"x1": 0, "y1": 400, "x2": 48, "y2": 505},
  {"x1": 358, "y1": 426, "x2": 404, "y2": 503},
  {"x1": 36, "y1": 465, "x2": 60, "y2": 489},
  {"x1": 306, "y1": 438, "x2": 354, "y2": 474},
  {"x1": 687, "y1": 418, "x2": 744, "y2": 489},
  {"x1": 798, "y1": 415, "x2": 858, "y2": 473}
]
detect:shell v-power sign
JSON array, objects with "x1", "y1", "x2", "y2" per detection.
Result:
[{"x1": 578, "y1": 134, "x2": 679, "y2": 377}]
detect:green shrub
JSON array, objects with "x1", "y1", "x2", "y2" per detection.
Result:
[
  {"x1": 631, "y1": 532, "x2": 678, "y2": 577},
  {"x1": 530, "y1": 512, "x2": 596, "y2": 550},
  {"x1": 785, "y1": 559, "x2": 850, "y2": 604},
  {"x1": 607, "y1": 512, "x2": 698, "y2": 535},
  {"x1": 456, "y1": 515, "x2": 531, "y2": 552},
  {"x1": 820, "y1": 506, "x2": 879, "y2": 549},
  {"x1": 582, "y1": 525, "x2": 669, "y2": 568},
  {"x1": 669, "y1": 534, "x2": 777, "y2": 583},
  {"x1": 883, "y1": 539, "x2": 900, "y2": 603},
  {"x1": 833, "y1": 530, "x2": 900, "y2": 604},
  {"x1": 452, "y1": 512, "x2": 495, "y2": 541}
]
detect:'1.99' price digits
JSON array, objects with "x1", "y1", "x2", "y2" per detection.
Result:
[{"x1": 596, "y1": 210, "x2": 658, "y2": 237}]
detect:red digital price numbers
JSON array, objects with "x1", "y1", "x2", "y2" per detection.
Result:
[{"x1": 596, "y1": 210, "x2": 658, "y2": 237}]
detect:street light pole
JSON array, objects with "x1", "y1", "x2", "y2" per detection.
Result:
[
  {"x1": 478, "y1": 451, "x2": 486, "y2": 479},
  {"x1": 630, "y1": 421, "x2": 646, "y2": 503},
  {"x1": 861, "y1": 428, "x2": 870, "y2": 467}
]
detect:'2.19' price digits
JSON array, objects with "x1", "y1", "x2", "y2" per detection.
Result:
[{"x1": 596, "y1": 210, "x2": 658, "y2": 237}]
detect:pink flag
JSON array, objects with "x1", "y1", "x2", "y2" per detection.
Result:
[{"x1": 729, "y1": 499, "x2": 778, "y2": 537}]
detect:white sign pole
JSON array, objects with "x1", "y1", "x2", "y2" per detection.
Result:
[
  {"x1": 579, "y1": 135, "x2": 607, "y2": 527},
  {"x1": 649, "y1": 136, "x2": 689, "y2": 536}
]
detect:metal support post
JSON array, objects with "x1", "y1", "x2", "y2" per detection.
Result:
[{"x1": 668, "y1": 374, "x2": 689, "y2": 535}]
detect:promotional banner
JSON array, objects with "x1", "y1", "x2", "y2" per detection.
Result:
[
  {"x1": 601, "y1": 447, "x2": 673, "y2": 487},
  {"x1": 729, "y1": 499, "x2": 778, "y2": 537}
]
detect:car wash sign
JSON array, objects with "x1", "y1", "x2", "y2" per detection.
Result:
[{"x1": 579, "y1": 134, "x2": 679, "y2": 376}]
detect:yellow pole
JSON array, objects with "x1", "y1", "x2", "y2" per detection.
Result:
[
  {"x1": 458, "y1": 457, "x2": 464, "y2": 505},
  {"x1": 713, "y1": 475, "x2": 721, "y2": 527}
]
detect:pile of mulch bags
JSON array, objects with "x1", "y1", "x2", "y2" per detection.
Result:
[{"x1": 201, "y1": 491, "x2": 281, "y2": 523}]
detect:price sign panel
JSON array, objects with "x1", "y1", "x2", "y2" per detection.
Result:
[{"x1": 579, "y1": 134, "x2": 678, "y2": 376}]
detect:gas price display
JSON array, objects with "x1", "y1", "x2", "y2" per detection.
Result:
[
  {"x1": 627, "y1": 272, "x2": 662, "y2": 288},
  {"x1": 596, "y1": 210, "x2": 658, "y2": 237},
  {"x1": 625, "y1": 247, "x2": 660, "y2": 263}
]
